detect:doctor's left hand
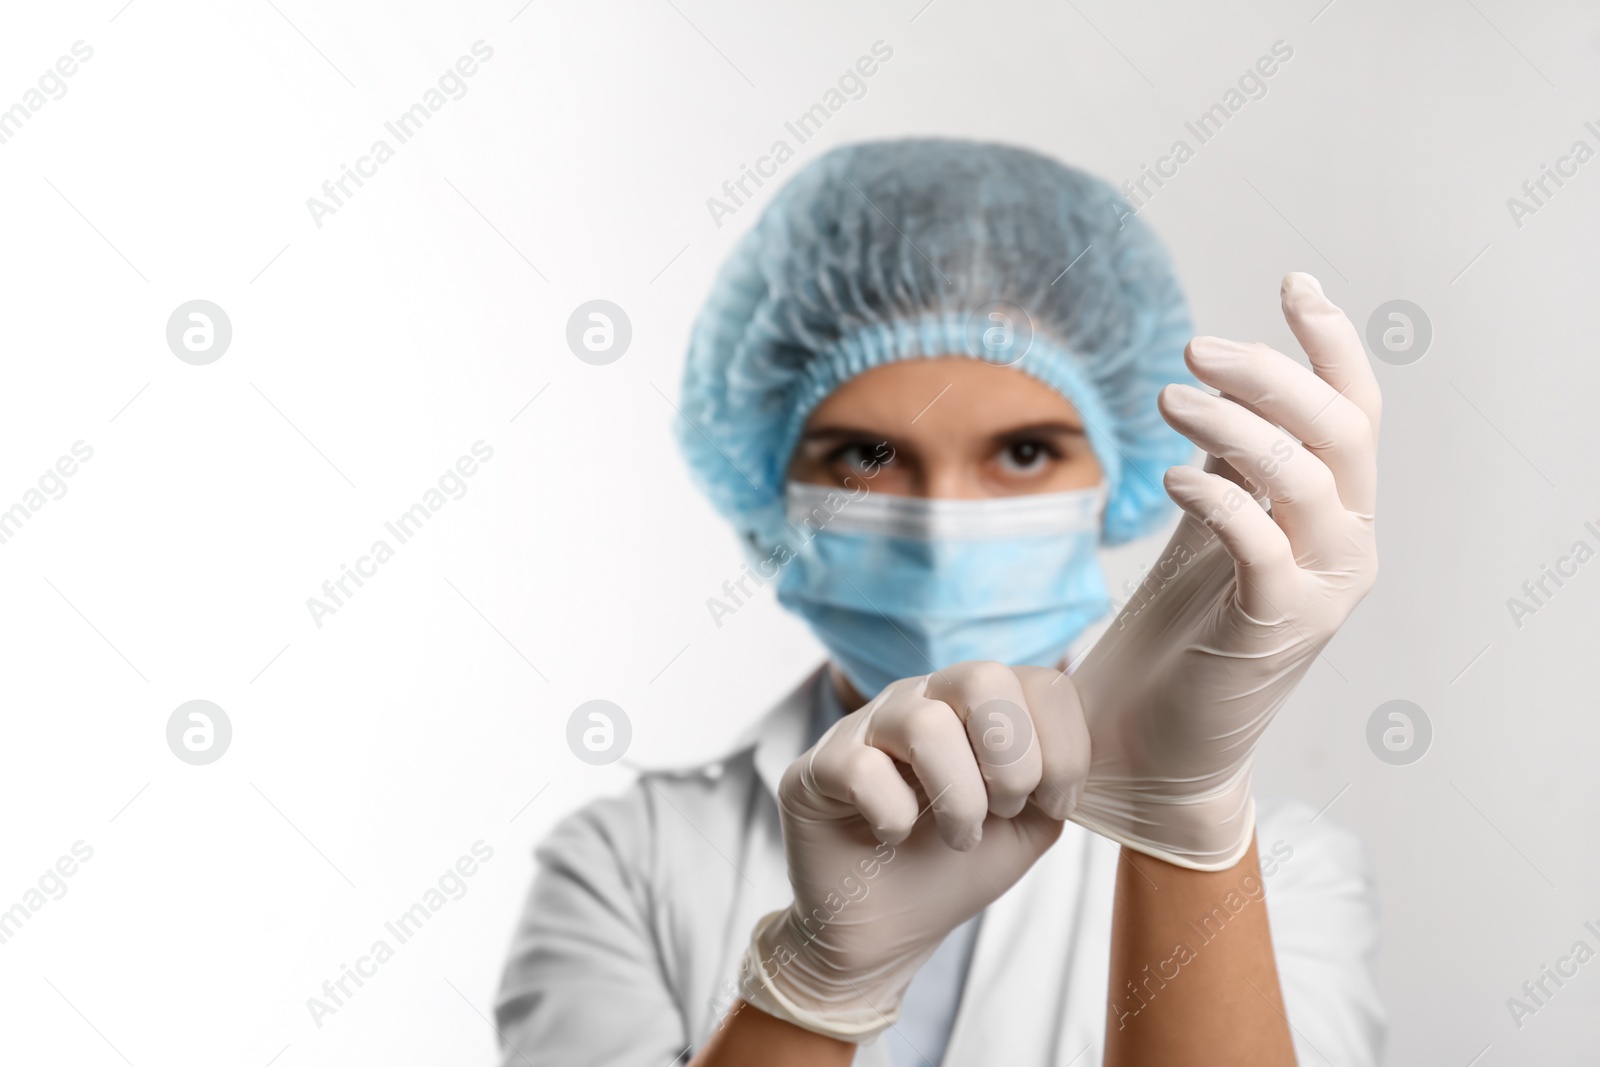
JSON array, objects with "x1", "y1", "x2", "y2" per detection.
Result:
[
  {"x1": 1068, "y1": 272, "x2": 1381, "y2": 873},
  {"x1": 736, "y1": 660, "x2": 1089, "y2": 1042}
]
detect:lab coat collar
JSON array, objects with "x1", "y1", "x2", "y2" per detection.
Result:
[{"x1": 752, "y1": 664, "x2": 828, "y2": 800}]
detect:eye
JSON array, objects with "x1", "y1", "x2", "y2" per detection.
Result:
[
  {"x1": 828, "y1": 441, "x2": 893, "y2": 475},
  {"x1": 996, "y1": 439, "x2": 1057, "y2": 476}
]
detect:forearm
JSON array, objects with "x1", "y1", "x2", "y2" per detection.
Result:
[
  {"x1": 1104, "y1": 833, "x2": 1296, "y2": 1066},
  {"x1": 688, "y1": 1000, "x2": 855, "y2": 1067}
]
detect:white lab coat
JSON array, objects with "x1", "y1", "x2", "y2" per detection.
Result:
[{"x1": 495, "y1": 667, "x2": 1385, "y2": 1066}]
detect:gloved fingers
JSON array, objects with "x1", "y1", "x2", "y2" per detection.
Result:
[
  {"x1": 923, "y1": 662, "x2": 1044, "y2": 819},
  {"x1": 802, "y1": 741, "x2": 922, "y2": 845},
  {"x1": 1280, "y1": 272, "x2": 1384, "y2": 448},
  {"x1": 1202, "y1": 443, "x2": 1261, "y2": 499},
  {"x1": 1012, "y1": 666, "x2": 1090, "y2": 821},
  {"x1": 1158, "y1": 383, "x2": 1344, "y2": 556},
  {"x1": 1162, "y1": 465, "x2": 1301, "y2": 620},
  {"x1": 1185, "y1": 336, "x2": 1377, "y2": 516},
  {"x1": 972, "y1": 803, "x2": 1067, "y2": 874},
  {"x1": 864, "y1": 688, "x2": 991, "y2": 850}
]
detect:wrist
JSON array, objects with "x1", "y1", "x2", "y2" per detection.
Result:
[{"x1": 692, "y1": 998, "x2": 856, "y2": 1067}]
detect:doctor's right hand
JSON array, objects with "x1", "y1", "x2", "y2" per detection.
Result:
[{"x1": 738, "y1": 661, "x2": 1089, "y2": 1042}]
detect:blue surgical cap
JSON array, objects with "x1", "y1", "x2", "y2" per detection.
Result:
[{"x1": 676, "y1": 137, "x2": 1196, "y2": 554}]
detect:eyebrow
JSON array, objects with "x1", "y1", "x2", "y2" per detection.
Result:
[
  {"x1": 801, "y1": 420, "x2": 1085, "y2": 442},
  {"x1": 798, "y1": 425, "x2": 896, "y2": 443},
  {"x1": 993, "y1": 420, "x2": 1086, "y2": 438}
]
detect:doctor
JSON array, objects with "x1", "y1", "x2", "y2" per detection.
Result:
[{"x1": 495, "y1": 139, "x2": 1384, "y2": 1066}]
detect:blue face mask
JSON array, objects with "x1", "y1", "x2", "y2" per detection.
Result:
[{"x1": 775, "y1": 482, "x2": 1111, "y2": 699}]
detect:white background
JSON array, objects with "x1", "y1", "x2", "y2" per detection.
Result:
[{"x1": 1, "y1": 0, "x2": 1596, "y2": 1063}]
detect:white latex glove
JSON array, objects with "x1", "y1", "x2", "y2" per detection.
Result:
[
  {"x1": 1067, "y1": 272, "x2": 1382, "y2": 871},
  {"x1": 739, "y1": 661, "x2": 1089, "y2": 1041}
]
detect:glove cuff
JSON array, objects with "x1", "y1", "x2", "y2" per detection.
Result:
[
  {"x1": 1069, "y1": 776, "x2": 1258, "y2": 872},
  {"x1": 736, "y1": 907, "x2": 900, "y2": 1043}
]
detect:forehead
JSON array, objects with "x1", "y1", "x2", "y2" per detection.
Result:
[{"x1": 804, "y1": 357, "x2": 1082, "y2": 433}]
